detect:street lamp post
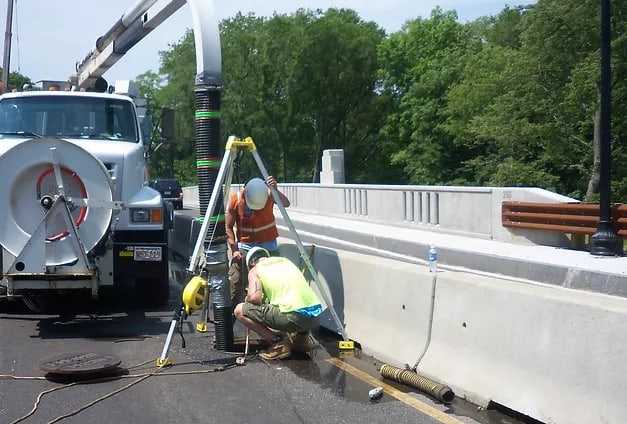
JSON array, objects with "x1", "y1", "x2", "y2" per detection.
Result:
[{"x1": 590, "y1": 0, "x2": 623, "y2": 256}]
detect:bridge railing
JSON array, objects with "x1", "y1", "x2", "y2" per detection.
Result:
[
  {"x1": 502, "y1": 201, "x2": 626, "y2": 249},
  {"x1": 184, "y1": 183, "x2": 580, "y2": 246}
]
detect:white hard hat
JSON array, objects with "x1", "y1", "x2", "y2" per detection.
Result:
[
  {"x1": 244, "y1": 178, "x2": 268, "y2": 210},
  {"x1": 246, "y1": 246, "x2": 270, "y2": 267}
]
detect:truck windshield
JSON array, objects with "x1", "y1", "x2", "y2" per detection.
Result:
[{"x1": 0, "y1": 95, "x2": 139, "y2": 142}]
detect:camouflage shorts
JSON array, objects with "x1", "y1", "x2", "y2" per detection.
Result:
[{"x1": 242, "y1": 302, "x2": 319, "y2": 334}]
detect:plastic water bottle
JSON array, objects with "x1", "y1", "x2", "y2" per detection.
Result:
[{"x1": 428, "y1": 246, "x2": 438, "y2": 273}]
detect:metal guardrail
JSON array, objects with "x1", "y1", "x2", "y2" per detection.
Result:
[{"x1": 502, "y1": 201, "x2": 627, "y2": 237}]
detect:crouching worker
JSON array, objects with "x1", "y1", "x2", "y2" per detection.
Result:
[{"x1": 234, "y1": 247, "x2": 322, "y2": 360}]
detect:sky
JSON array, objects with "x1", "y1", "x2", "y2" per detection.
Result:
[{"x1": 0, "y1": 0, "x2": 527, "y2": 85}]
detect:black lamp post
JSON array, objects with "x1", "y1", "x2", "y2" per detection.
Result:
[{"x1": 590, "y1": 0, "x2": 623, "y2": 256}]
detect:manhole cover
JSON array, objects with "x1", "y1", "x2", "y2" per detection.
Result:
[{"x1": 39, "y1": 352, "x2": 122, "y2": 376}]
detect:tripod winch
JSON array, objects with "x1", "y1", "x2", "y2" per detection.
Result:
[{"x1": 156, "y1": 136, "x2": 354, "y2": 367}]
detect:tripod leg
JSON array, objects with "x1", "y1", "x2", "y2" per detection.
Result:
[
  {"x1": 249, "y1": 148, "x2": 351, "y2": 346},
  {"x1": 157, "y1": 306, "x2": 184, "y2": 367}
]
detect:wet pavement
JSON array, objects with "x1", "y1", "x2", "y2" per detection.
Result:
[
  {"x1": 169, "y1": 258, "x2": 541, "y2": 424},
  {"x1": 0, "y1": 256, "x2": 541, "y2": 424}
]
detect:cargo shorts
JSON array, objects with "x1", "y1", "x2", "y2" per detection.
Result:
[{"x1": 242, "y1": 302, "x2": 319, "y2": 334}]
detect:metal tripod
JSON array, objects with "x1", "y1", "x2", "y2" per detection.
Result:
[{"x1": 190, "y1": 136, "x2": 352, "y2": 347}]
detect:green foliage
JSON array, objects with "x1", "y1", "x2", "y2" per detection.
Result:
[
  {"x1": 136, "y1": 31, "x2": 198, "y2": 186},
  {"x1": 220, "y1": 12, "x2": 304, "y2": 182},
  {"x1": 488, "y1": 157, "x2": 561, "y2": 190},
  {"x1": 0, "y1": 70, "x2": 32, "y2": 92},
  {"x1": 8, "y1": 71, "x2": 32, "y2": 92},
  {"x1": 109, "y1": 1, "x2": 626, "y2": 202},
  {"x1": 219, "y1": 9, "x2": 389, "y2": 182},
  {"x1": 379, "y1": 8, "x2": 480, "y2": 184}
]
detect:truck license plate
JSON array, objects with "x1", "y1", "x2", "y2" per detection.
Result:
[
  {"x1": 134, "y1": 247, "x2": 162, "y2": 261},
  {"x1": 164, "y1": 190, "x2": 171, "y2": 195}
]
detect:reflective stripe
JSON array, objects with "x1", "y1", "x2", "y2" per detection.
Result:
[
  {"x1": 230, "y1": 190, "x2": 279, "y2": 244},
  {"x1": 240, "y1": 220, "x2": 276, "y2": 233}
]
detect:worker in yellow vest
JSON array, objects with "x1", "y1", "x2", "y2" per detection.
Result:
[{"x1": 234, "y1": 247, "x2": 322, "y2": 360}]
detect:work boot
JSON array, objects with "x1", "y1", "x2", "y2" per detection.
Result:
[
  {"x1": 287, "y1": 332, "x2": 317, "y2": 353},
  {"x1": 260, "y1": 339, "x2": 291, "y2": 360}
]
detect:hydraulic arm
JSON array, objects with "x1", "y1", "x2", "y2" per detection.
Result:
[{"x1": 73, "y1": 0, "x2": 186, "y2": 89}]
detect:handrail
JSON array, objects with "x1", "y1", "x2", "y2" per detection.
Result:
[{"x1": 502, "y1": 201, "x2": 627, "y2": 237}]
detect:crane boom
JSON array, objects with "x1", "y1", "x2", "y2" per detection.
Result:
[{"x1": 73, "y1": 0, "x2": 186, "y2": 89}]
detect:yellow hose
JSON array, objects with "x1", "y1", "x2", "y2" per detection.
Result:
[{"x1": 380, "y1": 364, "x2": 454, "y2": 404}]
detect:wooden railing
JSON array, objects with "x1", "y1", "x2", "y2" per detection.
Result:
[{"x1": 502, "y1": 202, "x2": 627, "y2": 239}]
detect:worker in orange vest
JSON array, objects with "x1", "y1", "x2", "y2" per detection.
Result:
[{"x1": 225, "y1": 175, "x2": 290, "y2": 306}]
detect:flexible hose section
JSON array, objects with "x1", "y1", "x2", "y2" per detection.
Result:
[
  {"x1": 194, "y1": 86, "x2": 226, "y2": 245},
  {"x1": 380, "y1": 364, "x2": 455, "y2": 404},
  {"x1": 210, "y1": 275, "x2": 234, "y2": 351},
  {"x1": 195, "y1": 85, "x2": 231, "y2": 349}
]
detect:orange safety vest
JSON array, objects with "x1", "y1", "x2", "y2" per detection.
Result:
[{"x1": 229, "y1": 189, "x2": 279, "y2": 244}]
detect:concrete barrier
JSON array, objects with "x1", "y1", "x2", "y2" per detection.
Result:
[
  {"x1": 169, "y1": 213, "x2": 201, "y2": 262},
  {"x1": 183, "y1": 186, "x2": 199, "y2": 207},
  {"x1": 182, "y1": 184, "x2": 580, "y2": 246},
  {"x1": 278, "y1": 241, "x2": 435, "y2": 365},
  {"x1": 278, "y1": 238, "x2": 627, "y2": 424},
  {"x1": 417, "y1": 270, "x2": 627, "y2": 424}
]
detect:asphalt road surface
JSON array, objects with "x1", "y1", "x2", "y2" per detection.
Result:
[{"x1": 0, "y1": 262, "x2": 532, "y2": 424}]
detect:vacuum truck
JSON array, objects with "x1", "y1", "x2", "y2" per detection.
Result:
[{"x1": 0, "y1": 81, "x2": 173, "y2": 311}]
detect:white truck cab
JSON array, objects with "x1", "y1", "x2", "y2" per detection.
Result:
[{"x1": 0, "y1": 84, "x2": 173, "y2": 311}]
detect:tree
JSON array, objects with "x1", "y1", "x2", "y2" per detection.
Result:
[
  {"x1": 220, "y1": 12, "x2": 306, "y2": 182},
  {"x1": 378, "y1": 8, "x2": 478, "y2": 185},
  {"x1": 0, "y1": 70, "x2": 32, "y2": 93},
  {"x1": 471, "y1": 0, "x2": 627, "y2": 200},
  {"x1": 290, "y1": 8, "x2": 388, "y2": 182},
  {"x1": 220, "y1": 9, "x2": 389, "y2": 183},
  {"x1": 136, "y1": 31, "x2": 197, "y2": 185}
]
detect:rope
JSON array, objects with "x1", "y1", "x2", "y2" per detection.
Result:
[{"x1": 5, "y1": 358, "x2": 236, "y2": 424}]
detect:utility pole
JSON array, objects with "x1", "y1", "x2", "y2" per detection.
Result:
[
  {"x1": 590, "y1": 0, "x2": 623, "y2": 256},
  {"x1": 2, "y1": 0, "x2": 13, "y2": 90}
]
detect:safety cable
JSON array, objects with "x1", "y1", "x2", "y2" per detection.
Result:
[
  {"x1": 410, "y1": 272, "x2": 437, "y2": 371},
  {"x1": 14, "y1": 0, "x2": 21, "y2": 73},
  {"x1": 4, "y1": 358, "x2": 238, "y2": 424}
]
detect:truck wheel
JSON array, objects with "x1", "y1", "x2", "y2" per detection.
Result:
[{"x1": 136, "y1": 277, "x2": 170, "y2": 308}]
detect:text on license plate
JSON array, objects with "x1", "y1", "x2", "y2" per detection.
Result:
[
  {"x1": 134, "y1": 247, "x2": 162, "y2": 261},
  {"x1": 164, "y1": 190, "x2": 171, "y2": 195}
]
